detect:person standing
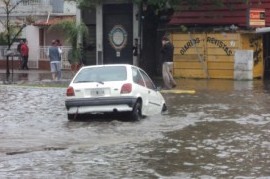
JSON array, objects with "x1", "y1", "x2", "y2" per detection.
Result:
[
  {"x1": 55, "y1": 39, "x2": 63, "y2": 57},
  {"x1": 133, "y1": 38, "x2": 139, "y2": 66},
  {"x1": 17, "y1": 40, "x2": 23, "y2": 69},
  {"x1": 48, "y1": 40, "x2": 61, "y2": 80},
  {"x1": 56, "y1": 39, "x2": 63, "y2": 79},
  {"x1": 20, "y1": 40, "x2": 29, "y2": 70},
  {"x1": 161, "y1": 36, "x2": 176, "y2": 89}
]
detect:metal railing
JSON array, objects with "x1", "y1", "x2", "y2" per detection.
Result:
[
  {"x1": 40, "y1": 46, "x2": 72, "y2": 70},
  {"x1": 20, "y1": 0, "x2": 50, "y2": 6},
  {"x1": 0, "y1": 46, "x2": 72, "y2": 70},
  {"x1": 1, "y1": 0, "x2": 53, "y2": 14}
]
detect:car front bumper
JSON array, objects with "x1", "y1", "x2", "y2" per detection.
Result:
[{"x1": 65, "y1": 97, "x2": 137, "y2": 114}]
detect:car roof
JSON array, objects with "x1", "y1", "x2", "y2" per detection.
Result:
[{"x1": 80, "y1": 64, "x2": 137, "y2": 70}]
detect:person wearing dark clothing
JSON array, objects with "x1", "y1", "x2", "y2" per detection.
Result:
[
  {"x1": 161, "y1": 36, "x2": 176, "y2": 89},
  {"x1": 17, "y1": 40, "x2": 23, "y2": 53},
  {"x1": 133, "y1": 38, "x2": 138, "y2": 56},
  {"x1": 20, "y1": 40, "x2": 29, "y2": 70},
  {"x1": 17, "y1": 40, "x2": 23, "y2": 69}
]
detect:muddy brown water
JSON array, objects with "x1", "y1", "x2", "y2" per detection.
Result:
[{"x1": 1, "y1": 78, "x2": 270, "y2": 178}]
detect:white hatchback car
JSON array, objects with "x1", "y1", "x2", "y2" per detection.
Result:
[{"x1": 65, "y1": 64, "x2": 167, "y2": 121}]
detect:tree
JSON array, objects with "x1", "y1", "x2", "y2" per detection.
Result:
[{"x1": 0, "y1": 0, "x2": 29, "y2": 83}]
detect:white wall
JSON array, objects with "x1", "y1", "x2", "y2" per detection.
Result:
[
  {"x1": 133, "y1": 4, "x2": 139, "y2": 66},
  {"x1": 234, "y1": 50, "x2": 254, "y2": 80},
  {"x1": 25, "y1": 25, "x2": 39, "y2": 61},
  {"x1": 96, "y1": 3, "x2": 103, "y2": 64},
  {"x1": 64, "y1": 1, "x2": 77, "y2": 14}
]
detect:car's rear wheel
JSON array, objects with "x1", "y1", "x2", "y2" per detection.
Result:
[
  {"x1": 130, "y1": 101, "x2": 142, "y2": 121},
  {"x1": 68, "y1": 114, "x2": 77, "y2": 121}
]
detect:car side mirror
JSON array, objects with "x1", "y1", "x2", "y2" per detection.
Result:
[{"x1": 156, "y1": 86, "x2": 162, "y2": 91}]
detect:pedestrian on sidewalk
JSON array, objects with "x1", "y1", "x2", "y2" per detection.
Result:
[
  {"x1": 56, "y1": 39, "x2": 63, "y2": 79},
  {"x1": 160, "y1": 36, "x2": 176, "y2": 89},
  {"x1": 48, "y1": 40, "x2": 61, "y2": 80},
  {"x1": 56, "y1": 39, "x2": 63, "y2": 57},
  {"x1": 20, "y1": 39, "x2": 29, "y2": 70},
  {"x1": 17, "y1": 40, "x2": 23, "y2": 69}
]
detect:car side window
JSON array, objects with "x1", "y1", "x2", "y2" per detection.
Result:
[
  {"x1": 139, "y1": 70, "x2": 156, "y2": 90},
  {"x1": 132, "y1": 67, "x2": 145, "y2": 87}
]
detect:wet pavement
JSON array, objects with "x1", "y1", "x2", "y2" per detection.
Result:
[
  {"x1": 0, "y1": 69, "x2": 73, "y2": 85},
  {"x1": 1, "y1": 71, "x2": 270, "y2": 178}
]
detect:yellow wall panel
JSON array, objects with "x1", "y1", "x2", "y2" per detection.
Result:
[
  {"x1": 174, "y1": 54, "x2": 199, "y2": 61},
  {"x1": 206, "y1": 33, "x2": 240, "y2": 40},
  {"x1": 172, "y1": 33, "x2": 205, "y2": 41},
  {"x1": 208, "y1": 69, "x2": 234, "y2": 79},
  {"x1": 253, "y1": 61, "x2": 263, "y2": 78},
  {"x1": 171, "y1": 32, "x2": 264, "y2": 79},
  {"x1": 208, "y1": 62, "x2": 234, "y2": 70},
  {"x1": 207, "y1": 48, "x2": 234, "y2": 56},
  {"x1": 174, "y1": 69, "x2": 207, "y2": 78},
  {"x1": 173, "y1": 41, "x2": 205, "y2": 48},
  {"x1": 175, "y1": 47, "x2": 205, "y2": 55},
  {"x1": 207, "y1": 43, "x2": 240, "y2": 49},
  {"x1": 174, "y1": 61, "x2": 206, "y2": 69},
  {"x1": 208, "y1": 55, "x2": 234, "y2": 62}
]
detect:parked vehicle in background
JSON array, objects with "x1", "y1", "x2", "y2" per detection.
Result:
[{"x1": 65, "y1": 64, "x2": 167, "y2": 121}]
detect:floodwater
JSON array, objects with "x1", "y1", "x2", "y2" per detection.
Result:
[{"x1": 1, "y1": 78, "x2": 270, "y2": 178}]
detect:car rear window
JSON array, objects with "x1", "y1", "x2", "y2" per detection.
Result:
[{"x1": 73, "y1": 66, "x2": 127, "y2": 83}]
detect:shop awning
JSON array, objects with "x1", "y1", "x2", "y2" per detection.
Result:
[
  {"x1": 255, "y1": 27, "x2": 270, "y2": 33},
  {"x1": 33, "y1": 16, "x2": 75, "y2": 26}
]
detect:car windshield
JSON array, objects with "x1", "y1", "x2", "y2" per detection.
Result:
[{"x1": 73, "y1": 66, "x2": 127, "y2": 83}]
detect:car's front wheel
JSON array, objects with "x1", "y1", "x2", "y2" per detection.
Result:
[
  {"x1": 162, "y1": 103, "x2": 167, "y2": 112},
  {"x1": 130, "y1": 101, "x2": 142, "y2": 121}
]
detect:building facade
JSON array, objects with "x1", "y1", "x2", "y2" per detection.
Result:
[
  {"x1": 0, "y1": 0, "x2": 76, "y2": 70},
  {"x1": 81, "y1": 0, "x2": 139, "y2": 67},
  {"x1": 0, "y1": 0, "x2": 142, "y2": 71},
  {"x1": 168, "y1": 0, "x2": 270, "y2": 79}
]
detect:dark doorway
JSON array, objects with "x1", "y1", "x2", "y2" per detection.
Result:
[
  {"x1": 103, "y1": 4, "x2": 133, "y2": 64},
  {"x1": 263, "y1": 33, "x2": 270, "y2": 79}
]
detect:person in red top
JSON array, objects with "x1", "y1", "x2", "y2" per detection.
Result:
[{"x1": 20, "y1": 39, "x2": 29, "y2": 70}]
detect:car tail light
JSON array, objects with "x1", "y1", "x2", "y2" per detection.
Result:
[
  {"x1": 121, "y1": 83, "x2": 132, "y2": 94},
  {"x1": 66, "y1": 86, "x2": 75, "y2": 96}
]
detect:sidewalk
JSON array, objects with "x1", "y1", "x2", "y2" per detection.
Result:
[{"x1": 0, "y1": 69, "x2": 73, "y2": 85}]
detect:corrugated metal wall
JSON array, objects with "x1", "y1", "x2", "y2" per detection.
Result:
[{"x1": 170, "y1": 0, "x2": 270, "y2": 27}]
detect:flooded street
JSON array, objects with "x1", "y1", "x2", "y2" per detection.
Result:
[{"x1": 1, "y1": 78, "x2": 270, "y2": 178}]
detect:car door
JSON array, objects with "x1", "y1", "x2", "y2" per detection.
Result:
[
  {"x1": 139, "y1": 69, "x2": 163, "y2": 115},
  {"x1": 132, "y1": 67, "x2": 149, "y2": 115}
]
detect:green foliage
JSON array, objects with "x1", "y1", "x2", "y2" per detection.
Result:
[
  {"x1": 0, "y1": 32, "x2": 8, "y2": 45},
  {"x1": 0, "y1": 25, "x2": 22, "y2": 45},
  {"x1": 77, "y1": 0, "x2": 101, "y2": 9},
  {"x1": 0, "y1": 0, "x2": 27, "y2": 47},
  {"x1": 49, "y1": 19, "x2": 89, "y2": 64},
  {"x1": 67, "y1": 48, "x2": 81, "y2": 64},
  {"x1": 49, "y1": 19, "x2": 88, "y2": 45}
]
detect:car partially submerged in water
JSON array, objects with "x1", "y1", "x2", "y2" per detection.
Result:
[{"x1": 65, "y1": 64, "x2": 167, "y2": 121}]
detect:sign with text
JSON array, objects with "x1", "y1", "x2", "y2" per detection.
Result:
[{"x1": 248, "y1": 8, "x2": 265, "y2": 27}]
